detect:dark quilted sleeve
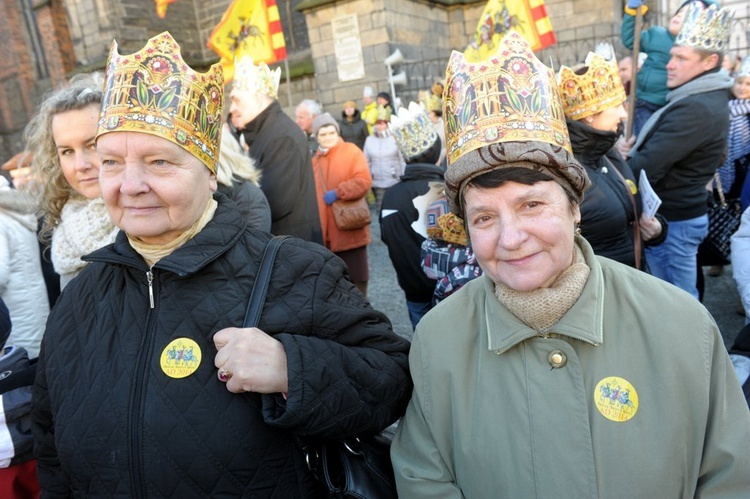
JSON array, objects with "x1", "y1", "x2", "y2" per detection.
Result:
[
  {"x1": 31, "y1": 339, "x2": 71, "y2": 498},
  {"x1": 261, "y1": 248, "x2": 412, "y2": 439}
]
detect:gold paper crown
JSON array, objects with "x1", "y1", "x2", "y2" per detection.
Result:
[
  {"x1": 376, "y1": 105, "x2": 392, "y2": 122},
  {"x1": 97, "y1": 32, "x2": 224, "y2": 172},
  {"x1": 233, "y1": 55, "x2": 281, "y2": 99},
  {"x1": 675, "y1": 3, "x2": 734, "y2": 52},
  {"x1": 444, "y1": 30, "x2": 571, "y2": 166},
  {"x1": 557, "y1": 52, "x2": 627, "y2": 120},
  {"x1": 390, "y1": 101, "x2": 439, "y2": 160}
]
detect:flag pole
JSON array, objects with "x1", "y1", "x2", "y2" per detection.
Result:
[
  {"x1": 626, "y1": 7, "x2": 643, "y2": 141},
  {"x1": 284, "y1": 58, "x2": 292, "y2": 108}
]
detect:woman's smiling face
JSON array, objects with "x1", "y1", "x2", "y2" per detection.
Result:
[{"x1": 464, "y1": 179, "x2": 580, "y2": 291}]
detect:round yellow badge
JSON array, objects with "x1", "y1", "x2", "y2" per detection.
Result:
[
  {"x1": 160, "y1": 338, "x2": 201, "y2": 379},
  {"x1": 594, "y1": 376, "x2": 639, "y2": 422},
  {"x1": 625, "y1": 179, "x2": 637, "y2": 195}
]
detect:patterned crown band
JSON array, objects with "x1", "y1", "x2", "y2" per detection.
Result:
[
  {"x1": 443, "y1": 30, "x2": 571, "y2": 166},
  {"x1": 389, "y1": 101, "x2": 439, "y2": 160},
  {"x1": 557, "y1": 52, "x2": 627, "y2": 120},
  {"x1": 232, "y1": 55, "x2": 281, "y2": 99},
  {"x1": 97, "y1": 32, "x2": 224, "y2": 172},
  {"x1": 675, "y1": 3, "x2": 734, "y2": 52}
]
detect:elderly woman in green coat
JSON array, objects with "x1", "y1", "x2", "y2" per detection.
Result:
[{"x1": 390, "y1": 32, "x2": 750, "y2": 498}]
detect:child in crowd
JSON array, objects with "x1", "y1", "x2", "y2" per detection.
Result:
[{"x1": 622, "y1": 0, "x2": 717, "y2": 136}]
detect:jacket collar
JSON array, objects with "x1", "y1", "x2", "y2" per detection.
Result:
[
  {"x1": 485, "y1": 237, "x2": 604, "y2": 354},
  {"x1": 85, "y1": 191, "x2": 247, "y2": 276},
  {"x1": 240, "y1": 100, "x2": 281, "y2": 146}
]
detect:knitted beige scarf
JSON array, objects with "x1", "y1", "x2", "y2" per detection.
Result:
[
  {"x1": 494, "y1": 243, "x2": 590, "y2": 334},
  {"x1": 127, "y1": 198, "x2": 217, "y2": 267}
]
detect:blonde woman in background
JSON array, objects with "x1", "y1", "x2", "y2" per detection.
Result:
[
  {"x1": 25, "y1": 73, "x2": 118, "y2": 289},
  {"x1": 217, "y1": 125, "x2": 272, "y2": 232}
]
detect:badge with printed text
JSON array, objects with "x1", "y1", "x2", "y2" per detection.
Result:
[
  {"x1": 160, "y1": 338, "x2": 201, "y2": 378},
  {"x1": 594, "y1": 376, "x2": 639, "y2": 422}
]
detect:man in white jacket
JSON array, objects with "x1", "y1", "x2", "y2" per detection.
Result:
[{"x1": 0, "y1": 177, "x2": 49, "y2": 357}]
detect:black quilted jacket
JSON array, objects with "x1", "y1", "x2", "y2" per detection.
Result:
[{"x1": 31, "y1": 193, "x2": 411, "y2": 498}]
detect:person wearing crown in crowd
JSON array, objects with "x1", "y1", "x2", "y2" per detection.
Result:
[
  {"x1": 390, "y1": 30, "x2": 750, "y2": 497},
  {"x1": 31, "y1": 32, "x2": 411, "y2": 497},
  {"x1": 722, "y1": 57, "x2": 750, "y2": 212},
  {"x1": 380, "y1": 102, "x2": 446, "y2": 329},
  {"x1": 229, "y1": 56, "x2": 322, "y2": 244},
  {"x1": 618, "y1": 3, "x2": 735, "y2": 300},
  {"x1": 312, "y1": 113, "x2": 373, "y2": 298},
  {"x1": 24, "y1": 73, "x2": 119, "y2": 290},
  {"x1": 420, "y1": 90, "x2": 447, "y2": 168},
  {"x1": 364, "y1": 105, "x2": 405, "y2": 214},
  {"x1": 558, "y1": 52, "x2": 666, "y2": 270}
]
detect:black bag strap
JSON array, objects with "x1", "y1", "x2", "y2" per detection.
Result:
[{"x1": 243, "y1": 236, "x2": 290, "y2": 328}]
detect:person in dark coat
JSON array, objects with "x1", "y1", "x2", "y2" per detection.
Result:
[
  {"x1": 380, "y1": 102, "x2": 445, "y2": 328},
  {"x1": 558, "y1": 52, "x2": 666, "y2": 270},
  {"x1": 229, "y1": 58, "x2": 322, "y2": 244},
  {"x1": 618, "y1": 2, "x2": 734, "y2": 299},
  {"x1": 31, "y1": 32, "x2": 411, "y2": 498},
  {"x1": 338, "y1": 100, "x2": 369, "y2": 150}
]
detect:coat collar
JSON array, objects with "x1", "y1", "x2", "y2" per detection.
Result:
[{"x1": 485, "y1": 237, "x2": 605, "y2": 354}]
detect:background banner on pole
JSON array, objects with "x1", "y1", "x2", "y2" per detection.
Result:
[
  {"x1": 208, "y1": 0, "x2": 287, "y2": 82},
  {"x1": 155, "y1": 0, "x2": 178, "y2": 18},
  {"x1": 464, "y1": 0, "x2": 556, "y2": 62}
]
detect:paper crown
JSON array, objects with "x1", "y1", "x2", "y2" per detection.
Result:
[
  {"x1": 737, "y1": 57, "x2": 750, "y2": 78},
  {"x1": 675, "y1": 2, "x2": 734, "y2": 52},
  {"x1": 376, "y1": 105, "x2": 392, "y2": 122},
  {"x1": 443, "y1": 30, "x2": 571, "y2": 166},
  {"x1": 233, "y1": 55, "x2": 281, "y2": 99},
  {"x1": 557, "y1": 52, "x2": 627, "y2": 120},
  {"x1": 390, "y1": 101, "x2": 439, "y2": 160},
  {"x1": 421, "y1": 93, "x2": 442, "y2": 113},
  {"x1": 97, "y1": 32, "x2": 224, "y2": 172}
]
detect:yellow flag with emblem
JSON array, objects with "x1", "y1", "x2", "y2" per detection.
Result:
[{"x1": 464, "y1": 0, "x2": 556, "y2": 62}]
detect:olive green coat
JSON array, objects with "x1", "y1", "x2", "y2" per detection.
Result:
[{"x1": 392, "y1": 239, "x2": 750, "y2": 498}]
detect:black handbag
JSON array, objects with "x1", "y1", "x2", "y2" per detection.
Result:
[
  {"x1": 703, "y1": 174, "x2": 742, "y2": 263},
  {"x1": 243, "y1": 236, "x2": 398, "y2": 499}
]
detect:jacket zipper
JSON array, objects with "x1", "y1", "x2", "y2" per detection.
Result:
[{"x1": 128, "y1": 269, "x2": 159, "y2": 497}]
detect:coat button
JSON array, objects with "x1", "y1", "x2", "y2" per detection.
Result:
[{"x1": 548, "y1": 350, "x2": 567, "y2": 368}]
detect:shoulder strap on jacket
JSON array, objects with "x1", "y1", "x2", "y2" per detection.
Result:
[{"x1": 243, "y1": 236, "x2": 291, "y2": 328}]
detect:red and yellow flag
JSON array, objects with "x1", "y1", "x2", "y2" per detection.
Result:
[
  {"x1": 207, "y1": 0, "x2": 287, "y2": 83},
  {"x1": 464, "y1": 0, "x2": 556, "y2": 62},
  {"x1": 155, "y1": 0, "x2": 178, "y2": 18}
]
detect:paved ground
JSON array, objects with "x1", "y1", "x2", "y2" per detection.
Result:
[{"x1": 366, "y1": 218, "x2": 747, "y2": 347}]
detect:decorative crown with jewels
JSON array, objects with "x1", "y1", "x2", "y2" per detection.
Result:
[
  {"x1": 232, "y1": 55, "x2": 281, "y2": 99},
  {"x1": 557, "y1": 52, "x2": 627, "y2": 120},
  {"x1": 389, "y1": 101, "x2": 439, "y2": 160},
  {"x1": 443, "y1": 30, "x2": 571, "y2": 165},
  {"x1": 97, "y1": 32, "x2": 224, "y2": 172},
  {"x1": 674, "y1": 2, "x2": 734, "y2": 53}
]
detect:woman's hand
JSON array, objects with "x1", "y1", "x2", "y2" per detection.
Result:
[
  {"x1": 639, "y1": 213, "x2": 662, "y2": 241},
  {"x1": 214, "y1": 327, "x2": 288, "y2": 395}
]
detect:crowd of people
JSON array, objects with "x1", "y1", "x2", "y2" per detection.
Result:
[{"x1": 0, "y1": 0, "x2": 749, "y2": 495}]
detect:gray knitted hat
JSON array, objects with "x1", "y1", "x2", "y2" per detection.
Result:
[{"x1": 312, "y1": 112, "x2": 340, "y2": 137}]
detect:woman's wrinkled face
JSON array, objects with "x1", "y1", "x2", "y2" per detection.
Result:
[
  {"x1": 97, "y1": 131, "x2": 217, "y2": 245},
  {"x1": 587, "y1": 104, "x2": 628, "y2": 133},
  {"x1": 52, "y1": 104, "x2": 102, "y2": 199},
  {"x1": 464, "y1": 180, "x2": 580, "y2": 291},
  {"x1": 733, "y1": 77, "x2": 750, "y2": 100},
  {"x1": 316, "y1": 125, "x2": 340, "y2": 150}
]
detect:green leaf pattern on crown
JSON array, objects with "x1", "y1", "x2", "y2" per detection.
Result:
[
  {"x1": 444, "y1": 30, "x2": 570, "y2": 166},
  {"x1": 98, "y1": 32, "x2": 224, "y2": 172}
]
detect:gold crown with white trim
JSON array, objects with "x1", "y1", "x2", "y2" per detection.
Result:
[
  {"x1": 97, "y1": 32, "x2": 224, "y2": 172},
  {"x1": 443, "y1": 30, "x2": 571, "y2": 165},
  {"x1": 675, "y1": 3, "x2": 734, "y2": 52},
  {"x1": 232, "y1": 55, "x2": 281, "y2": 99},
  {"x1": 390, "y1": 101, "x2": 438, "y2": 160},
  {"x1": 557, "y1": 52, "x2": 627, "y2": 120}
]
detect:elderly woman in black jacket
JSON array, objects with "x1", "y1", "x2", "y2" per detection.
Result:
[
  {"x1": 558, "y1": 52, "x2": 666, "y2": 269},
  {"x1": 31, "y1": 32, "x2": 411, "y2": 498}
]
